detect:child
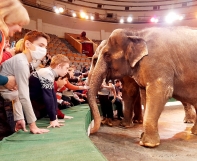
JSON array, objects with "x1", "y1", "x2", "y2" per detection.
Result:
[
  {"x1": 54, "y1": 76, "x2": 73, "y2": 119},
  {"x1": 29, "y1": 54, "x2": 70, "y2": 128}
]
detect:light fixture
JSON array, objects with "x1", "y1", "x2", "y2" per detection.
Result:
[
  {"x1": 53, "y1": 6, "x2": 65, "y2": 14},
  {"x1": 59, "y1": 7, "x2": 64, "y2": 13},
  {"x1": 72, "y1": 12, "x2": 77, "y2": 17},
  {"x1": 150, "y1": 17, "x2": 159, "y2": 23},
  {"x1": 120, "y1": 18, "x2": 124, "y2": 23},
  {"x1": 90, "y1": 15, "x2": 94, "y2": 20},
  {"x1": 127, "y1": 17, "x2": 132, "y2": 23},
  {"x1": 80, "y1": 11, "x2": 86, "y2": 18},
  {"x1": 165, "y1": 12, "x2": 183, "y2": 23}
]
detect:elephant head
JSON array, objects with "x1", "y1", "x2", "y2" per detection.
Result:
[{"x1": 88, "y1": 29, "x2": 148, "y2": 133}]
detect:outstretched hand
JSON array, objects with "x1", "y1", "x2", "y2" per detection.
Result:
[
  {"x1": 15, "y1": 119, "x2": 28, "y2": 132},
  {"x1": 29, "y1": 122, "x2": 49, "y2": 134},
  {"x1": 47, "y1": 119, "x2": 64, "y2": 128}
]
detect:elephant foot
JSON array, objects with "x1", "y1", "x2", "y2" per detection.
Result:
[
  {"x1": 133, "y1": 119, "x2": 143, "y2": 124},
  {"x1": 119, "y1": 120, "x2": 134, "y2": 128},
  {"x1": 133, "y1": 115, "x2": 143, "y2": 124},
  {"x1": 184, "y1": 117, "x2": 195, "y2": 124},
  {"x1": 191, "y1": 125, "x2": 197, "y2": 135},
  {"x1": 183, "y1": 113, "x2": 196, "y2": 124},
  {"x1": 139, "y1": 132, "x2": 160, "y2": 148}
]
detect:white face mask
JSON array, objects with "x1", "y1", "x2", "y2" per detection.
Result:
[
  {"x1": 32, "y1": 59, "x2": 41, "y2": 68},
  {"x1": 30, "y1": 44, "x2": 47, "y2": 60}
]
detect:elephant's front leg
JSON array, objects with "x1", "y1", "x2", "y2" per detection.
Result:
[
  {"x1": 191, "y1": 105, "x2": 197, "y2": 134},
  {"x1": 140, "y1": 83, "x2": 173, "y2": 147},
  {"x1": 182, "y1": 102, "x2": 195, "y2": 123}
]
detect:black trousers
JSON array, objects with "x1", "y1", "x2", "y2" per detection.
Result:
[
  {"x1": 98, "y1": 95, "x2": 113, "y2": 119},
  {"x1": 0, "y1": 96, "x2": 15, "y2": 140},
  {"x1": 114, "y1": 98, "x2": 124, "y2": 118}
]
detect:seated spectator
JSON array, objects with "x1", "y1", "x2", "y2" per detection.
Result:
[
  {"x1": 54, "y1": 76, "x2": 73, "y2": 120},
  {"x1": 29, "y1": 54, "x2": 70, "y2": 128},
  {"x1": 71, "y1": 65, "x2": 82, "y2": 77},
  {"x1": 56, "y1": 73, "x2": 89, "y2": 106},
  {"x1": 114, "y1": 79, "x2": 124, "y2": 120},
  {"x1": 67, "y1": 67, "x2": 81, "y2": 84}
]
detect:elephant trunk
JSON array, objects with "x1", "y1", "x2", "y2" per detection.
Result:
[{"x1": 88, "y1": 60, "x2": 107, "y2": 133}]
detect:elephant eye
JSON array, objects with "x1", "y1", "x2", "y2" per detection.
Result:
[
  {"x1": 104, "y1": 52, "x2": 111, "y2": 61},
  {"x1": 93, "y1": 58, "x2": 97, "y2": 66}
]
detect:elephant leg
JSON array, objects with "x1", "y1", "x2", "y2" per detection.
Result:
[
  {"x1": 120, "y1": 97, "x2": 134, "y2": 128},
  {"x1": 133, "y1": 92, "x2": 143, "y2": 124},
  {"x1": 191, "y1": 105, "x2": 197, "y2": 134},
  {"x1": 182, "y1": 102, "x2": 196, "y2": 123},
  {"x1": 140, "y1": 82, "x2": 173, "y2": 147}
]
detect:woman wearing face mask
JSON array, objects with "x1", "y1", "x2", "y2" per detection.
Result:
[
  {"x1": 0, "y1": 30, "x2": 50, "y2": 134},
  {"x1": 0, "y1": 0, "x2": 29, "y2": 90}
]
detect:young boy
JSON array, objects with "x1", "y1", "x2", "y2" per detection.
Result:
[
  {"x1": 29, "y1": 54, "x2": 70, "y2": 128},
  {"x1": 0, "y1": 30, "x2": 50, "y2": 134}
]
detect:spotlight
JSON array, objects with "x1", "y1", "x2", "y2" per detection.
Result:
[
  {"x1": 150, "y1": 17, "x2": 158, "y2": 23},
  {"x1": 165, "y1": 12, "x2": 180, "y2": 23},
  {"x1": 120, "y1": 18, "x2": 124, "y2": 23},
  {"x1": 53, "y1": 6, "x2": 60, "y2": 14},
  {"x1": 59, "y1": 7, "x2": 64, "y2": 13},
  {"x1": 127, "y1": 17, "x2": 132, "y2": 23},
  {"x1": 90, "y1": 15, "x2": 94, "y2": 20},
  {"x1": 80, "y1": 11, "x2": 86, "y2": 18},
  {"x1": 72, "y1": 12, "x2": 77, "y2": 17},
  {"x1": 85, "y1": 15, "x2": 89, "y2": 19}
]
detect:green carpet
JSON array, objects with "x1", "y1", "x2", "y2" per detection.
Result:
[{"x1": 0, "y1": 104, "x2": 107, "y2": 161}]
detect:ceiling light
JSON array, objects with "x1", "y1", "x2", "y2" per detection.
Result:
[
  {"x1": 72, "y1": 13, "x2": 76, "y2": 17},
  {"x1": 120, "y1": 18, "x2": 124, "y2": 23},
  {"x1": 59, "y1": 7, "x2": 64, "y2": 13},
  {"x1": 90, "y1": 15, "x2": 94, "y2": 20},
  {"x1": 127, "y1": 17, "x2": 132, "y2": 23}
]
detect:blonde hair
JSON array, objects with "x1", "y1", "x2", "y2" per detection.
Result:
[
  {"x1": 15, "y1": 39, "x2": 24, "y2": 54},
  {"x1": 50, "y1": 54, "x2": 70, "y2": 69},
  {"x1": 0, "y1": 0, "x2": 30, "y2": 37}
]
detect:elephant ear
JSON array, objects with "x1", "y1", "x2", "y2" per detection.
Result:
[{"x1": 126, "y1": 36, "x2": 148, "y2": 67}]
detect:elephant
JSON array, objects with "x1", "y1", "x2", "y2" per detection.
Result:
[
  {"x1": 88, "y1": 40, "x2": 143, "y2": 128},
  {"x1": 87, "y1": 27, "x2": 197, "y2": 147}
]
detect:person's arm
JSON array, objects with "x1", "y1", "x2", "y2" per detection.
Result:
[
  {"x1": 66, "y1": 81, "x2": 89, "y2": 90},
  {"x1": 14, "y1": 60, "x2": 37, "y2": 124}
]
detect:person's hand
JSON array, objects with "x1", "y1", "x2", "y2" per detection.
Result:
[
  {"x1": 83, "y1": 85, "x2": 89, "y2": 90},
  {"x1": 64, "y1": 115, "x2": 73, "y2": 119},
  {"x1": 79, "y1": 99, "x2": 85, "y2": 102},
  {"x1": 82, "y1": 94, "x2": 87, "y2": 98},
  {"x1": 15, "y1": 120, "x2": 28, "y2": 132},
  {"x1": 29, "y1": 122, "x2": 49, "y2": 134},
  {"x1": 4, "y1": 76, "x2": 17, "y2": 90},
  {"x1": 63, "y1": 101, "x2": 70, "y2": 106},
  {"x1": 47, "y1": 119, "x2": 64, "y2": 128},
  {"x1": 111, "y1": 98, "x2": 116, "y2": 104}
]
